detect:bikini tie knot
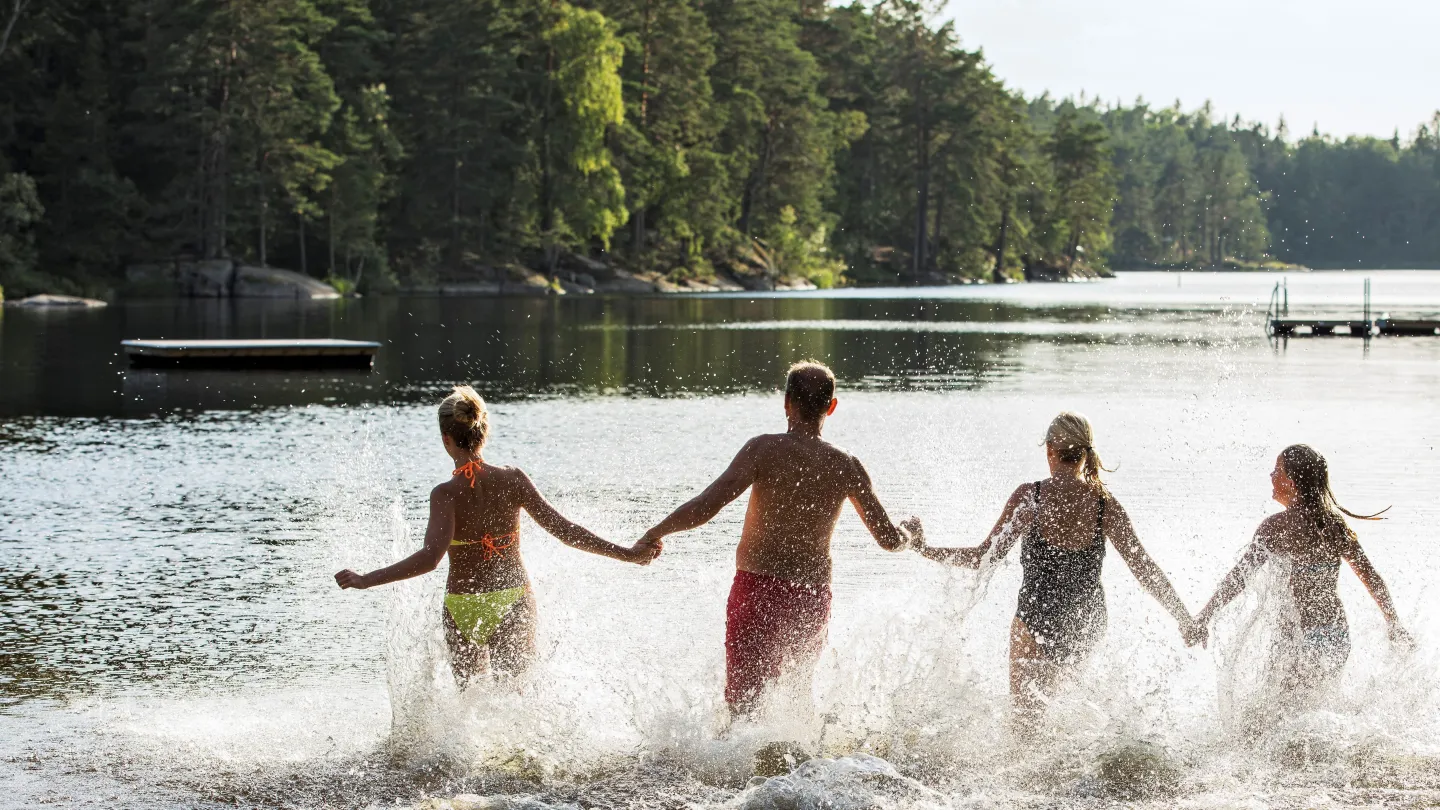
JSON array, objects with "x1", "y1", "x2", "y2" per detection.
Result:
[
  {"x1": 480, "y1": 531, "x2": 518, "y2": 560},
  {"x1": 452, "y1": 459, "x2": 485, "y2": 488}
]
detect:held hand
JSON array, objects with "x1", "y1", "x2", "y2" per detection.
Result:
[
  {"x1": 630, "y1": 534, "x2": 664, "y2": 565},
  {"x1": 900, "y1": 516, "x2": 925, "y2": 551},
  {"x1": 1389, "y1": 622, "x2": 1416, "y2": 650},
  {"x1": 334, "y1": 569, "x2": 369, "y2": 590},
  {"x1": 1180, "y1": 617, "x2": 1209, "y2": 649}
]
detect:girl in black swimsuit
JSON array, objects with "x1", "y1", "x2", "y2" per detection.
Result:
[{"x1": 907, "y1": 412, "x2": 1199, "y2": 731}]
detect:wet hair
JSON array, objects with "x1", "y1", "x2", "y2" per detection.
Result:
[
  {"x1": 437, "y1": 385, "x2": 489, "y2": 452},
  {"x1": 1045, "y1": 412, "x2": 1107, "y2": 488},
  {"x1": 1279, "y1": 444, "x2": 1386, "y2": 543},
  {"x1": 785, "y1": 361, "x2": 836, "y2": 421}
]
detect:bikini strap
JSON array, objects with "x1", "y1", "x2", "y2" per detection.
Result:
[
  {"x1": 453, "y1": 459, "x2": 485, "y2": 488},
  {"x1": 1030, "y1": 480, "x2": 1044, "y2": 542},
  {"x1": 1093, "y1": 494, "x2": 1107, "y2": 546},
  {"x1": 451, "y1": 529, "x2": 518, "y2": 558}
]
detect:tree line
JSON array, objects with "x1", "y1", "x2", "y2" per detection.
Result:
[{"x1": 2, "y1": 0, "x2": 1438, "y2": 297}]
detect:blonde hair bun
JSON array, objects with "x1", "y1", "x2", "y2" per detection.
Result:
[
  {"x1": 438, "y1": 385, "x2": 489, "y2": 451},
  {"x1": 1045, "y1": 411, "x2": 1106, "y2": 487},
  {"x1": 451, "y1": 388, "x2": 482, "y2": 424}
]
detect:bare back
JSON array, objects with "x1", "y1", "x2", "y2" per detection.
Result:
[
  {"x1": 736, "y1": 434, "x2": 865, "y2": 583},
  {"x1": 646, "y1": 427, "x2": 909, "y2": 584},
  {"x1": 1256, "y1": 509, "x2": 1352, "y2": 629},
  {"x1": 1025, "y1": 477, "x2": 1109, "y2": 551},
  {"x1": 440, "y1": 465, "x2": 532, "y2": 594}
]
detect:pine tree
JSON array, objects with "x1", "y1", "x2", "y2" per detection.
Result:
[
  {"x1": 706, "y1": 0, "x2": 847, "y2": 251},
  {"x1": 1045, "y1": 108, "x2": 1114, "y2": 267},
  {"x1": 597, "y1": 0, "x2": 725, "y2": 270},
  {"x1": 534, "y1": 2, "x2": 627, "y2": 266},
  {"x1": 31, "y1": 30, "x2": 144, "y2": 281}
]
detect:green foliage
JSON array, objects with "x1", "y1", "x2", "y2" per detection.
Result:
[
  {"x1": 1100, "y1": 103, "x2": 1271, "y2": 268},
  {"x1": 767, "y1": 205, "x2": 845, "y2": 288},
  {"x1": 0, "y1": 170, "x2": 44, "y2": 292},
  {"x1": 1, "y1": 0, "x2": 1436, "y2": 294},
  {"x1": 1044, "y1": 108, "x2": 1115, "y2": 267},
  {"x1": 539, "y1": 3, "x2": 628, "y2": 253},
  {"x1": 324, "y1": 275, "x2": 356, "y2": 295},
  {"x1": 1255, "y1": 114, "x2": 1440, "y2": 267}
]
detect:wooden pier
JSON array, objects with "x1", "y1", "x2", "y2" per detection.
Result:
[
  {"x1": 1376, "y1": 318, "x2": 1440, "y2": 336},
  {"x1": 122, "y1": 339, "x2": 380, "y2": 369},
  {"x1": 1266, "y1": 278, "x2": 1440, "y2": 338},
  {"x1": 1269, "y1": 319, "x2": 1375, "y2": 337}
]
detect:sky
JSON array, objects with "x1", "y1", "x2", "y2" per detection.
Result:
[{"x1": 942, "y1": 0, "x2": 1440, "y2": 139}]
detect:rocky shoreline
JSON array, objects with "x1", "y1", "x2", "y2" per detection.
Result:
[
  {"x1": 412, "y1": 254, "x2": 821, "y2": 297},
  {"x1": 7, "y1": 252, "x2": 1131, "y2": 305},
  {"x1": 126, "y1": 259, "x2": 342, "y2": 299}
]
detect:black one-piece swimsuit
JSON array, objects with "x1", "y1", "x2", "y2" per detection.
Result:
[{"x1": 1014, "y1": 480, "x2": 1107, "y2": 663}]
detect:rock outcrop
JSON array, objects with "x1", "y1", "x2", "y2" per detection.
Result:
[
  {"x1": 1020, "y1": 255, "x2": 1115, "y2": 282},
  {"x1": 407, "y1": 248, "x2": 799, "y2": 296},
  {"x1": 126, "y1": 259, "x2": 340, "y2": 299},
  {"x1": 5, "y1": 294, "x2": 108, "y2": 308}
]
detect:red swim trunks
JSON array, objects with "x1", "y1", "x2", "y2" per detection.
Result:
[{"x1": 724, "y1": 570, "x2": 832, "y2": 711}]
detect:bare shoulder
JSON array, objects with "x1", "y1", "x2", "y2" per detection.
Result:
[
  {"x1": 491, "y1": 464, "x2": 535, "y2": 490},
  {"x1": 1254, "y1": 510, "x2": 1295, "y2": 550},
  {"x1": 821, "y1": 441, "x2": 868, "y2": 478},
  {"x1": 431, "y1": 479, "x2": 461, "y2": 503},
  {"x1": 1005, "y1": 481, "x2": 1038, "y2": 509},
  {"x1": 1258, "y1": 510, "x2": 1295, "y2": 535},
  {"x1": 743, "y1": 433, "x2": 788, "y2": 452},
  {"x1": 734, "y1": 433, "x2": 787, "y2": 465}
]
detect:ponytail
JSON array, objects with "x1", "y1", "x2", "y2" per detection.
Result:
[{"x1": 1045, "y1": 411, "x2": 1110, "y2": 490}]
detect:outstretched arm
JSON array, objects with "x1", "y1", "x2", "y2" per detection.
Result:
[
  {"x1": 847, "y1": 457, "x2": 914, "y2": 552},
  {"x1": 1195, "y1": 535, "x2": 1270, "y2": 626},
  {"x1": 915, "y1": 484, "x2": 1033, "y2": 568},
  {"x1": 1106, "y1": 498, "x2": 1194, "y2": 627},
  {"x1": 1343, "y1": 537, "x2": 1411, "y2": 644},
  {"x1": 335, "y1": 485, "x2": 454, "y2": 589},
  {"x1": 518, "y1": 470, "x2": 656, "y2": 565},
  {"x1": 642, "y1": 439, "x2": 759, "y2": 541}
]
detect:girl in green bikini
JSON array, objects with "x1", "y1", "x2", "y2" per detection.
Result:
[{"x1": 335, "y1": 386, "x2": 661, "y2": 678}]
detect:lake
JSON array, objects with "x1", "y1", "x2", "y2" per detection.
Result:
[{"x1": 2, "y1": 271, "x2": 1438, "y2": 808}]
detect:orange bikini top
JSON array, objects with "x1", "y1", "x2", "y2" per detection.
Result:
[{"x1": 449, "y1": 458, "x2": 517, "y2": 557}]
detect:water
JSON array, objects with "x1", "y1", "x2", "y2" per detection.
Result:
[{"x1": 3, "y1": 271, "x2": 1440, "y2": 808}]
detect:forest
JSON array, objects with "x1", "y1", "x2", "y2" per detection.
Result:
[{"x1": 1, "y1": 0, "x2": 1438, "y2": 297}]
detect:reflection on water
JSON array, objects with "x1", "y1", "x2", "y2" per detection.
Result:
[
  {"x1": 2, "y1": 272, "x2": 1440, "y2": 808},
  {"x1": 10, "y1": 270, "x2": 1427, "y2": 417}
]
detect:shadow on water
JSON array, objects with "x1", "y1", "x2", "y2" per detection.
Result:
[{"x1": 2, "y1": 294, "x2": 1198, "y2": 417}]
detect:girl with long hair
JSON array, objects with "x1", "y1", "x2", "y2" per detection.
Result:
[
  {"x1": 909, "y1": 412, "x2": 1198, "y2": 729},
  {"x1": 1192, "y1": 444, "x2": 1411, "y2": 700}
]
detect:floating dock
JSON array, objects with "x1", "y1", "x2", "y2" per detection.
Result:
[
  {"x1": 122, "y1": 339, "x2": 380, "y2": 369},
  {"x1": 1268, "y1": 317, "x2": 1440, "y2": 337},
  {"x1": 1376, "y1": 318, "x2": 1440, "y2": 336},
  {"x1": 1266, "y1": 278, "x2": 1440, "y2": 338},
  {"x1": 1269, "y1": 319, "x2": 1374, "y2": 337}
]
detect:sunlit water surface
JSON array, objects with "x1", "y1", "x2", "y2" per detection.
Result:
[{"x1": 2, "y1": 271, "x2": 1439, "y2": 808}]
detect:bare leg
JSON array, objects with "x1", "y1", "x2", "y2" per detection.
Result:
[
  {"x1": 1009, "y1": 617, "x2": 1061, "y2": 739},
  {"x1": 487, "y1": 591, "x2": 538, "y2": 678},
  {"x1": 444, "y1": 609, "x2": 492, "y2": 682}
]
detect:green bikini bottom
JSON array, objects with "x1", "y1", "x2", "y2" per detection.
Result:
[{"x1": 444, "y1": 588, "x2": 526, "y2": 647}]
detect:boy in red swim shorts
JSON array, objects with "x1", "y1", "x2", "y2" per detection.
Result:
[{"x1": 640, "y1": 361, "x2": 920, "y2": 714}]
